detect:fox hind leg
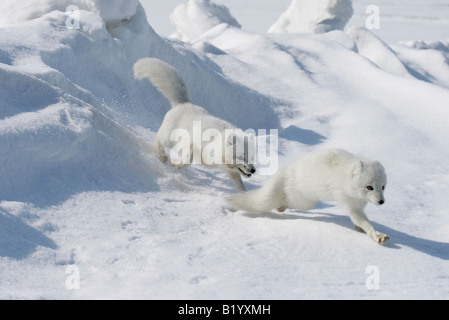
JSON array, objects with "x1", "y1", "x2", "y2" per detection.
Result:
[{"x1": 154, "y1": 138, "x2": 168, "y2": 164}]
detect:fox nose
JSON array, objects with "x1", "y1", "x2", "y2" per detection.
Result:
[
  {"x1": 250, "y1": 168, "x2": 256, "y2": 174},
  {"x1": 379, "y1": 200, "x2": 384, "y2": 205}
]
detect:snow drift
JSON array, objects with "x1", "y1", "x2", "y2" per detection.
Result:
[
  {"x1": 268, "y1": 0, "x2": 353, "y2": 34},
  {"x1": 393, "y1": 40, "x2": 449, "y2": 89},
  {"x1": 0, "y1": 0, "x2": 139, "y2": 27},
  {"x1": 170, "y1": 0, "x2": 241, "y2": 42}
]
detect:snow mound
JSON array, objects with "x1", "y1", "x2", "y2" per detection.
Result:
[
  {"x1": 170, "y1": 0, "x2": 241, "y2": 42},
  {"x1": 346, "y1": 27, "x2": 414, "y2": 79},
  {"x1": 0, "y1": 93, "x2": 160, "y2": 207},
  {"x1": 393, "y1": 40, "x2": 449, "y2": 89},
  {"x1": 345, "y1": 27, "x2": 449, "y2": 86},
  {"x1": 0, "y1": 0, "x2": 138, "y2": 27},
  {"x1": 93, "y1": 0, "x2": 138, "y2": 24},
  {"x1": 268, "y1": 0, "x2": 353, "y2": 34}
]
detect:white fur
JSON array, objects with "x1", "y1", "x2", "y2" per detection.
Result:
[
  {"x1": 227, "y1": 149, "x2": 389, "y2": 244},
  {"x1": 134, "y1": 58, "x2": 255, "y2": 192}
]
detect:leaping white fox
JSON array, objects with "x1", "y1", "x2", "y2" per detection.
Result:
[{"x1": 134, "y1": 58, "x2": 256, "y2": 192}]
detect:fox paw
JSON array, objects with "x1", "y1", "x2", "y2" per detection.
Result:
[
  {"x1": 375, "y1": 232, "x2": 389, "y2": 244},
  {"x1": 169, "y1": 162, "x2": 189, "y2": 170},
  {"x1": 156, "y1": 153, "x2": 168, "y2": 164}
]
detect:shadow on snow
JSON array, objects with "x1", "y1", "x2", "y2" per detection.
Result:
[{"x1": 241, "y1": 210, "x2": 449, "y2": 261}]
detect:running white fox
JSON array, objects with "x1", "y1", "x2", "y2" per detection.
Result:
[
  {"x1": 227, "y1": 149, "x2": 389, "y2": 244},
  {"x1": 134, "y1": 58, "x2": 255, "y2": 192}
]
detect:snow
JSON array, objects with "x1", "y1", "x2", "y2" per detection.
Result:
[
  {"x1": 0, "y1": 0, "x2": 139, "y2": 27},
  {"x1": 1, "y1": 0, "x2": 449, "y2": 300},
  {"x1": 268, "y1": 0, "x2": 354, "y2": 34},
  {"x1": 141, "y1": 0, "x2": 449, "y2": 44},
  {"x1": 393, "y1": 40, "x2": 449, "y2": 89},
  {"x1": 346, "y1": 26, "x2": 414, "y2": 79},
  {"x1": 170, "y1": 0, "x2": 241, "y2": 42}
]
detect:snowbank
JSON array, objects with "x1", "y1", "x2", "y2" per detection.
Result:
[
  {"x1": 170, "y1": 0, "x2": 241, "y2": 42},
  {"x1": 346, "y1": 27, "x2": 414, "y2": 79},
  {"x1": 94, "y1": 0, "x2": 138, "y2": 24},
  {"x1": 0, "y1": 0, "x2": 138, "y2": 27},
  {"x1": 268, "y1": 0, "x2": 353, "y2": 34},
  {"x1": 393, "y1": 40, "x2": 449, "y2": 89},
  {"x1": 0, "y1": 94, "x2": 160, "y2": 206},
  {"x1": 346, "y1": 27, "x2": 449, "y2": 86}
]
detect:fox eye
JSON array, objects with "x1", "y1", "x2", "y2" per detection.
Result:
[
  {"x1": 382, "y1": 186, "x2": 385, "y2": 190},
  {"x1": 366, "y1": 186, "x2": 374, "y2": 191}
]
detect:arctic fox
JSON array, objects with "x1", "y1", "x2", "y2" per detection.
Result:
[
  {"x1": 227, "y1": 149, "x2": 389, "y2": 244},
  {"x1": 134, "y1": 58, "x2": 255, "y2": 192}
]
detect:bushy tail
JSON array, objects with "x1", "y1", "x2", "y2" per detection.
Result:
[
  {"x1": 133, "y1": 58, "x2": 191, "y2": 106},
  {"x1": 227, "y1": 175, "x2": 285, "y2": 212}
]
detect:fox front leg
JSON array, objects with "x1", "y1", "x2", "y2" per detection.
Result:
[
  {"x1": 341, "y1": 199, "x2": 389, "y2": 244},
  {"x1": 352, "y1": 210, "x2": 389, "y2": 244},
  {"x1": 228, "y1": 171, "x2": 247, "y2": 192}
]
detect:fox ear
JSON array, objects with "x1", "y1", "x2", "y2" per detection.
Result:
[
  {"x1": 373, "y1": 160, "x2": 383, "y2": 169},
  {"x1": 352, "y1": 160, "x2": 364, "y2": 176}
]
